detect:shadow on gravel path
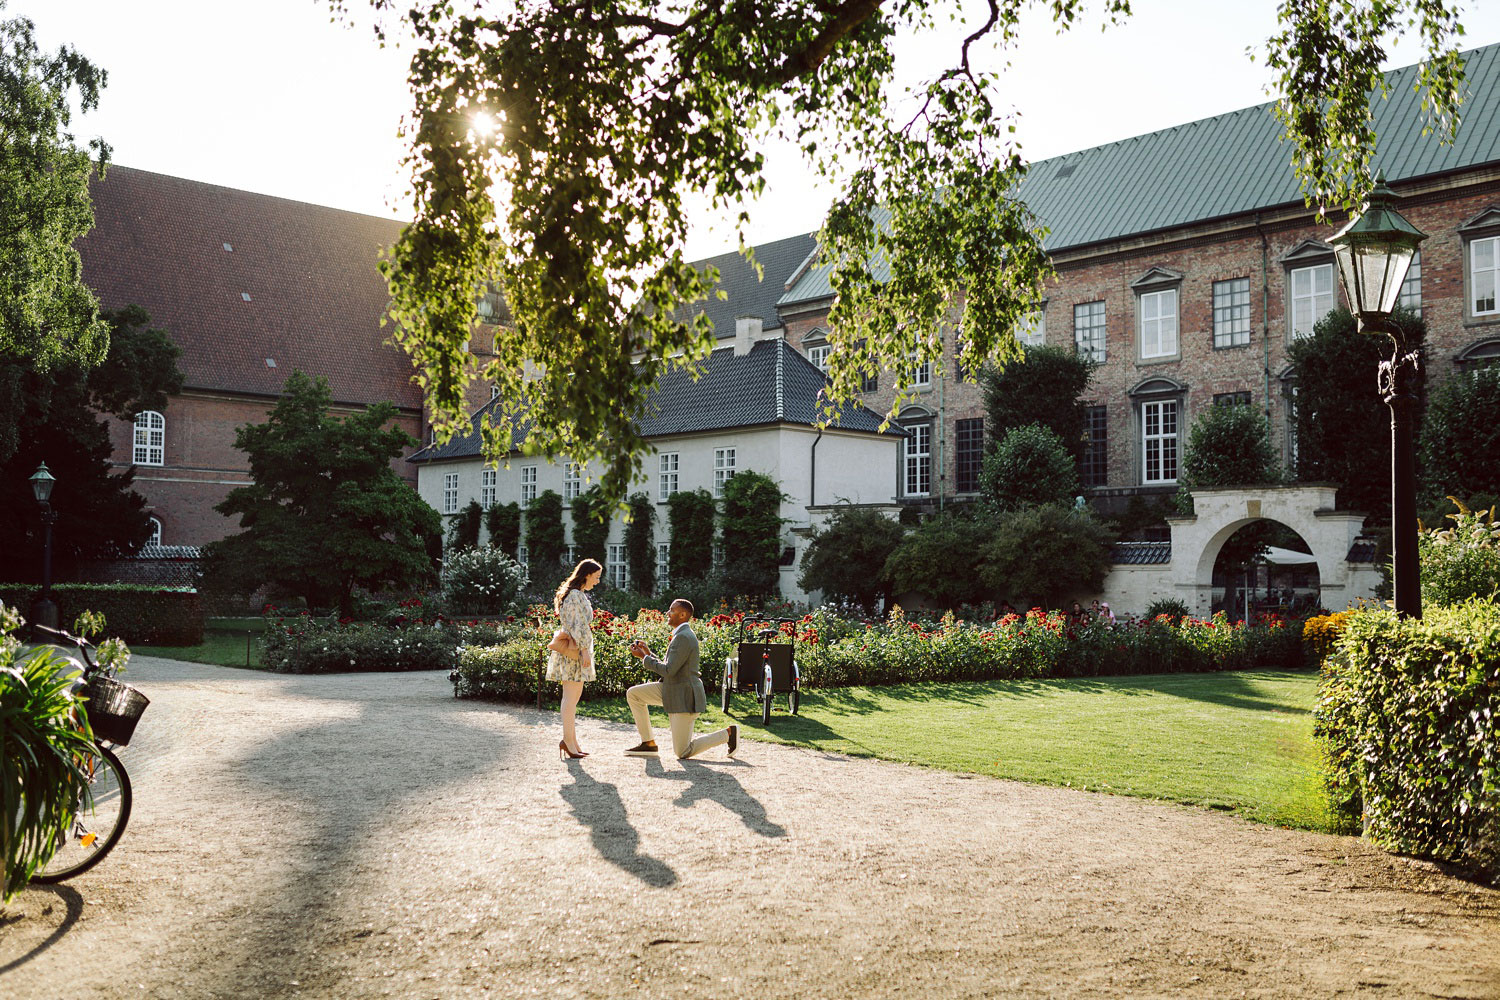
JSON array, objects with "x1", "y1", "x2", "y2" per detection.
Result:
[{"x1": 559, "y1": 761, "x2": 677, "y2": 887}]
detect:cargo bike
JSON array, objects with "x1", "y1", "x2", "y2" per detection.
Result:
[{"x1": 720, "y1": 616, "x2": 802, "y2": 725}]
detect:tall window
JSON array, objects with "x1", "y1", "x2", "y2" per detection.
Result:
[
  {"x1": 1139, "y1": 289, "x2": 1178, "y2": 359},
  {"x1": 904, "y1": 423, "x2": 931, "y2": 497},
  {"x1": 954, "y1": 418, "x2": 984, "y2": 493},
  {"x1": 1141, "y1": 400, "x2": 1179, "y2": 485},
  {"x1": 657, "y1": 543, "x2": 671, "y2": 588},
  {"x1": 442, "y1": 472, "x2": 460, "y2": 514},
  {"x1": 806, "y1": 343, "x2": 831, "y2": 372},
  {"x1": 1017, "y1": 310, "x2": 1045, "y2": 347},
  {"x1": 856, "y1": 339, "x2": 878, "y2": 392},
  {"x1": 564, "y1": 462, "x2": 582, "y2": 502},
  {"x1": 480, "y1": 467, "x2": 497, "y2": 507},
  {"x1": 518, "y1": 544, "x2": 529, "y2": 568},
  {"x1": 1213, "y1": 277, "x2": 1251, "y2": 348},
  {"x1": 714, "y1": 448, "x2": 736, "y2": 495},
  {"x1": 520, "y1": 466, "x2": 538, "y2": 504},
  {"x1": 907, "y1": 354, "x2": 932, "y2": 387},
  {"x1": 146, "y1": 516, "x2": 163, "y2": 546},
  {"x1": 606, "y1": 544, "x2": 627, "y2": 588},
  {"x1": 1472, "y1": 237, "x2": 1499, "y2": 316},
  {"x1": 133, "y1": 411, "x2": 165, "y2": 466},
  {"x1": 1074, "y1": 301, "x2": 1106, "y2": 362},
  {"x1": 1397, "y1": 249, "x2": 1422, "y2": 317},
  {"x1": 1082, "y1": 406, "x2": 1108, "y2": 487},
  {"x1": 659, "y1": 452, "x2": 679, "y2": 500},
  {"x1": 1290, "y1": 263, "x2": 1335, "y2": 338}
]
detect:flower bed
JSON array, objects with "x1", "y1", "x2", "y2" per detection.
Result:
[{"x1": 452, "y1": 605, "x2": 1310, "y2": 703}]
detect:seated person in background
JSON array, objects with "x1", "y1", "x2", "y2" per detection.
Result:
[{"x1": 1099, "y1": 602, "x2": 1116, "y2": 624}]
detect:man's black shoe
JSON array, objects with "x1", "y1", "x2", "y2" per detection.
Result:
[
  {"x1": 625, "y1": 742, "x2": 659, "y2": 756},
  {"x1": 727, "y1": 725, "x2": 739, "y2": 757}
]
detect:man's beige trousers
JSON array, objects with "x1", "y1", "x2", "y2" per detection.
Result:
[{"x1": 626, "y1": 682, "x2": 731, "y2": 759}]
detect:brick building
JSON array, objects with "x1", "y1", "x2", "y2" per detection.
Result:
[
  {"x1": 77, "y1": 166, "x2": 423, "y2": 547},
  {"x1": 776, "y1": 44, "x2": 1500, "y2": 517}
]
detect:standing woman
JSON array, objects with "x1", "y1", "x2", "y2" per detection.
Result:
[{"x1": 549, "y1": 558, "x2": 602, "y2": 759}]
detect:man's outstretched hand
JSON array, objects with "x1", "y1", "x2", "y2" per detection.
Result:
[{"x1": 630, "y1": 640, "x2": 651, "y2": 660}]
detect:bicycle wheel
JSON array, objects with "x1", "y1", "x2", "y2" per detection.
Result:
[{"x1": 32, "y1": 743, "x2": 132, "y2": 884}]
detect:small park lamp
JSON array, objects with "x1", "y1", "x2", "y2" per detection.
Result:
[
  {"x1": 1328, "y1": 174, "x2": 1427, "y2": 618},
  {"x1": 29, "y1": 462, "x2": 60, "y2": 631}
]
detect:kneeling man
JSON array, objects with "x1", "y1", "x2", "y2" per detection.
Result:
[{"x1": 625, "y1": 599, "x2": 738, "y2": 759}]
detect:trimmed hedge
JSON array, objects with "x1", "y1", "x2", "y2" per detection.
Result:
[
  {"x1": 0, "y1": 584, "x2": 203, "y2": 645},
  {"x1": 453, "y1": 606, "x2": 1310, "y2": 703},
  {"x1": 259, "y1": 615, "x2": 530, "y2": 674},
  {"x1": 1315, "y1": 601, "x2": 1500, "y2": 879}
]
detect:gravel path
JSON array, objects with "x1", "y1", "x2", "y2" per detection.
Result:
[{"x1": 3, "y1": 656, "x2": 1497, "y2": 1000}]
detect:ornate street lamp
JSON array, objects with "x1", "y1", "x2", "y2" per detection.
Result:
[
  {"x1": 29, "y1": 462, "x2": 60, "y2": 631},
  {"x1": 1328, "y1": 174, "x2": 1428, "y2": 618}
]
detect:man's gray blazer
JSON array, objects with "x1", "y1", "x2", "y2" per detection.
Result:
[{"x1": 642, "y1": 624, "x2": 708, "y2": 714}]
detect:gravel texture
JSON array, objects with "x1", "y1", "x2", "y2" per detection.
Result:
[{"x1": 3, "y1": 655, "x2": 1497, "y2": 999}]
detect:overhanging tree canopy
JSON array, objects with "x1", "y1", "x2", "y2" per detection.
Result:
[{"x1": 338, "y1": 0, "x2": 1467, "y2": 500}]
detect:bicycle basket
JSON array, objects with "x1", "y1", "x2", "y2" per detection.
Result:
[{"x1": 82, "y1": 674, "x2": 150, "y2": 746}]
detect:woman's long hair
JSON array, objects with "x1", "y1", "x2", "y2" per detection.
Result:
[{"x1": 554, "y1": 558, "x2": 603, "y2": 614}]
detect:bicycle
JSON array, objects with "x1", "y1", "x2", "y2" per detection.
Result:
[{"x1": 26, "y1": 624, "x2": 149, "y2": 884}]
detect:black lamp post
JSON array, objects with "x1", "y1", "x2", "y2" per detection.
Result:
[
  {"x1": 1328, "y1": 174, "x2": 1428, "y2": 618},
  {"x1": 29, "y1": 462, "x2": 60, "y2": 631}
]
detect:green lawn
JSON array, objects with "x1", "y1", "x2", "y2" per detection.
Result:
[
  {"x1": 578, "y1": 669, "x2": 1331, "y2": 831},
  {"x1": 137, "y1": 629, "x2": 264, "y2": 669}
]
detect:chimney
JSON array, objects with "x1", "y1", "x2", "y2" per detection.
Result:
[{"x1": 733, "y1": 315, "x2": 763, "y2": 356}]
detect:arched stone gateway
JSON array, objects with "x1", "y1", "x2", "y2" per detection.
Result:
[{"x1": 1098, "y1": 485, "x2": 1383, "y2": 616}]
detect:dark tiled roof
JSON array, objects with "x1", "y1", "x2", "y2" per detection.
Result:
[
  {"x1": 782, "y1": 43, "x2": 1500, "y2": 305},
  {"x1": 78, "y1": 165, "x2": 419, "y2": 409},
  {"x1": 1112, "y1": 541, "x2": 1171, "y2": 565},
  {"x1": 410, "y1": 339, "x2": 900, "y2": 463},
  {"x1": 133, "y1": 544, "x2": 201, "y2": 560},
  {"x1": 1345, "y1": 538, "x2": 1379, "y2": 563},
  {"x1": 681, "y1": 233, "x2": 817, "y2": 337}
]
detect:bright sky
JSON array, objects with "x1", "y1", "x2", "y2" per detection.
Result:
[{"x1": 11, "y1": 0, "x2": 1500, "y2": 260}]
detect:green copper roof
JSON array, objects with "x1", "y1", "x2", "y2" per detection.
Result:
[{"x1": 780, "y1": 42, "x2": 1500, "y2": 307}]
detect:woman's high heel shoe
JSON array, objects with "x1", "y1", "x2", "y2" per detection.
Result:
[{"x1": 559, "y1": 740, "x2": 587, "y2": 760}]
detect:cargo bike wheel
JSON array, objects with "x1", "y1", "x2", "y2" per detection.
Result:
[{"x1": 32, "y1": 742, "x2": 133, "y2": 884}]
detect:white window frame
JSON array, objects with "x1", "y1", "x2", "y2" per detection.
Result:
[
  {"x1": 1139, "y1": 288, "x2": 1178, "y2": 360},
  {"x1": 1289, "y1": 262, "x2": 1335, "y2": 339},
  {"x1": 1017, "y1": 310, "x2": 1045, "y2": 347},
  {"x1": 806, "y1": 343, "x2": 832, "y2": 372},
  {"x1": 1212, "y1": 277, "x2": 1252, "y2": 348},
  {"x1": 518, "y1": 544, "x2": 529, "y2": 567},
  {"x1": 146, "y1": 516, "x2": 163, "y2": 546},
  {"x1": 907, "y1": 354, "x2": 932, "y2": 387},
  {"x1": 606, "y1": 543, "x2": 627, "y2": 589},
  {"x1": 659, "y1": 452, "x2": 680, "y2": 500},
  {"x1": 714, "y1": 448, "x2": 736, "y2": 496},
  {"x1": 657, "y1": 542, "x2": 671, "y2": 588},
  {"x1": 442, "y1": 472, "x2": 460, "y2": 514},
  {"x1": 133, "y1": 410, "x2": 165, "y2": 466},
  {"x1": 904, "y1": 423, "x2": 931, "y2": 497},
  {"x1": 1141, "y1": 400, "x2": 1179, "y2": 485},
  {"x1": 1471, "y1": 236, "x2": 1500, "y2": 317},
  {"x1": 1074, "y1": 301, "x2": 1106, "y2": 362},
  {"x1": 1397, "y1": 249, "x2": 1422, "y2": 317},
  {"x1": 564, "y1": 462, "x2": 582, "y2": 502},
  {"x1": 480, "y1": 467, "x2": 497, "y2": 508},
  {"x1": 520, "y1": 465, "x2": 538, "y2": 504}
]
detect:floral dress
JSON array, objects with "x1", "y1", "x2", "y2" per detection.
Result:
[{"x1": 546, "y1": 588, "x2": 595, "y2": 682}]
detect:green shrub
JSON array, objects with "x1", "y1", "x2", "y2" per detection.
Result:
[
  {"x1": 624, "y1": 493, "x2": 656, "y2": 595},
  {"x1": 524, "y1": 490, "x2": 567, "y2": 589},
  {"x1": 570, "y1": 485, "x2": 612, "y2": 564},
  {"x1": 1419, "y1": 499, "x2": 1500, "y2": 607},
  {"x1": 446, "y1": 499, "x2": 483, "y2": 552},
  {"x1": 1143, "y1": 597, "x2": 1192, "y2": 624},
  {"x1": 981, "y1": 424, "x2": 1079, "y2": 512},
  {"x1": 883, "y1": 512, "x2": 993, "y2": 608},
  {"x1": 980, "y1": 504, "x2": 1113, "y2": 609},
  {"x1": 720, "y1": 471, "x2": 786, "y2": 597},
  {"x1": 442, "y1": 547, "x2": 529, "y2": 615},
  {"x1": 0, "y1": 584, "x2": 203, "y2": 645},
  {"x1": 1315, "y1": 601, "x2": 1500, "y2": 877},
  {"x1": 485, "y1": 501, "x2": 522, "y2": 557},
  {"x1": 1, "y1": 604, "x2": 97, "y2": 900},
  {"x1": 978, "y1": 344, "x2": 1097, "y2": 465},
  {"x1": 667, "y1": 488, "x2": 716, "y2": 582},
  {"x1": 798, "y1": 504, "x2": 904, "y2": 611},
  {"x1": 1421, "y1": 366, "x2": 1500, "y2": 507}
]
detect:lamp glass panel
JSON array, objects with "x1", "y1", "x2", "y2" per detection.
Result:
[{"x1": 31, "y1": 473, "x2": 54, "y2": 502}]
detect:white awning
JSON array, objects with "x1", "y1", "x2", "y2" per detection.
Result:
[{"x1": 1263, "y1": 545, "x2": 1318, "y2": 565}]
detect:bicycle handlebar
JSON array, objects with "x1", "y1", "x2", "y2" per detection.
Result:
[{"x1": 30, "y1": 622, "x2": 98, "y2": 670}]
